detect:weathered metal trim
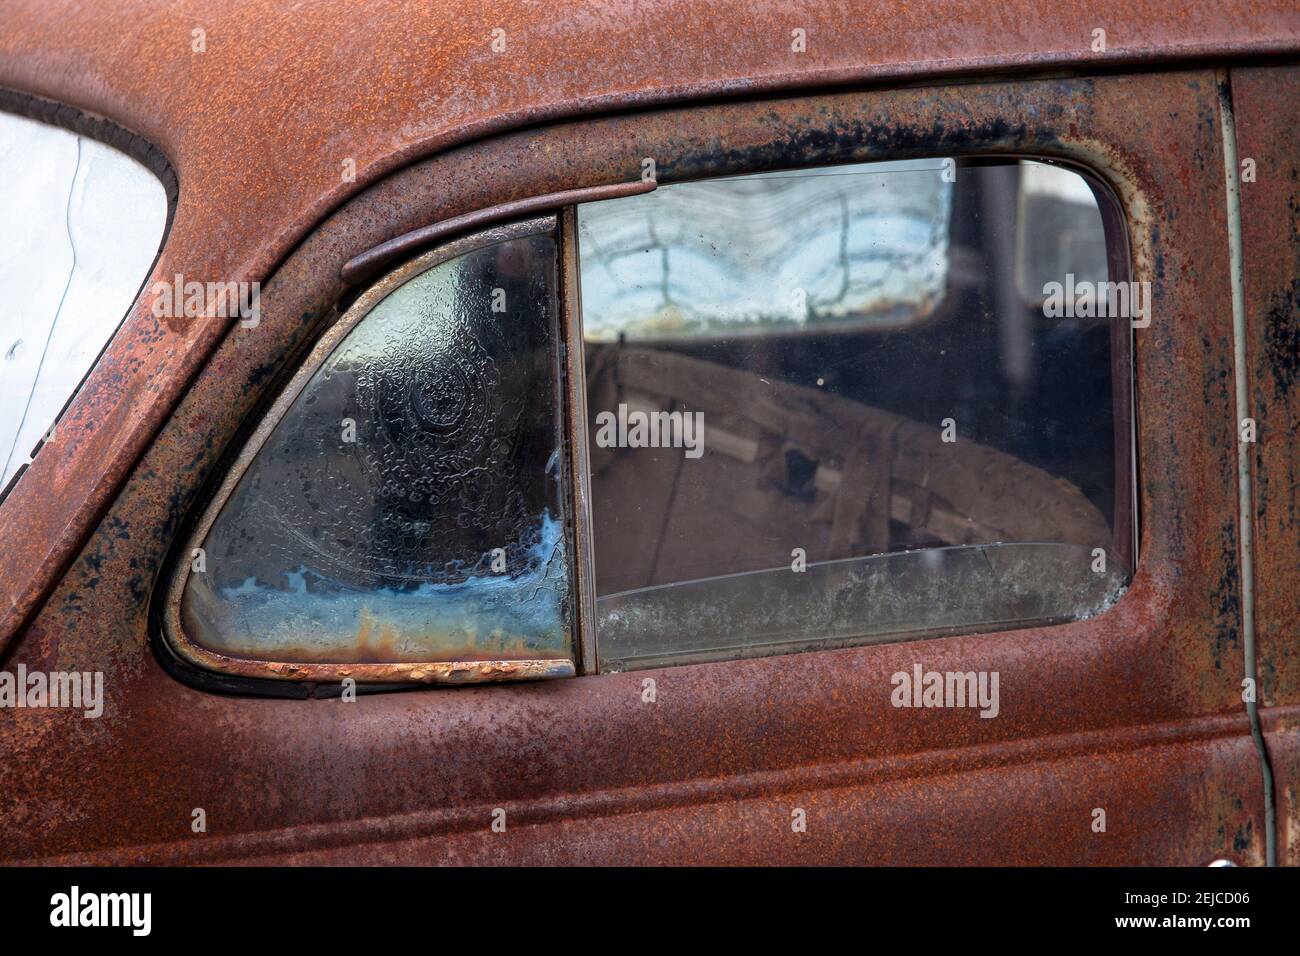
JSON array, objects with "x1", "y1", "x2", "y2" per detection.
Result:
[
  {"x1": 161, "y1": 215, "x2": 574, "y2": 685},
  {"x1": 1229, "y1": 63, "x2": 1300, "y2": 865},
  {"x1": 1217, "y1": 70, "x2": 1277, "y2": 867},
  {"x1": 341, "y1": 180, "x2": 655, "y2": 286},
  {"x1": 560, "y1": 206, "x2": 601, "y2": 676},
  {"x1": 159, "y1": 653, "x2": 574, "y2": 686}
]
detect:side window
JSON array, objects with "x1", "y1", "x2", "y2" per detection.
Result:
[
  {"x1": 0, "y1": 110, "x2": 167, "y2": 488},
  {"x1": 164, "y1": 219, "x2": 574, "y2": 683},
  {"x1": 576, "y1": 158, "x2": 1133, "y2": 670},
  {"x1": 164, "y1": 156, "x2": 1134, "y2": 688}
]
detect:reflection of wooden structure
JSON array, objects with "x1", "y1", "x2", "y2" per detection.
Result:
[{"x1": 587, "y1": 345, "x2": 1112, "y2": 595}]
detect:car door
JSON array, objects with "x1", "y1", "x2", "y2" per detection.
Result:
[
  {"x1": 0, "y1": 69, "x2": 1271, "y2": 865},
  {"x1": 1234, "y1": 62, "x2": 1300, "y2": 868}
]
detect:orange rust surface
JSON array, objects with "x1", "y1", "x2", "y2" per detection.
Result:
[
  {"x1": 0, "y1": 0, "x2": 1297, "y2": 652},
  {"x1": 0, "y1": 67, "x2": 1273, "y2": 864}
]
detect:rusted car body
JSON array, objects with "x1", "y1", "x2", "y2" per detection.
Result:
[{"x1": 0, "y1": 0, "x2": 1297, "y2": 865}]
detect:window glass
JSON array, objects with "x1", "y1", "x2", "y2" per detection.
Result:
[
  {"x1": 0, "y1": 110, "x2": 167, "y2": 487},
  {"x1": 579, "y1": 160, "x2": 950, "y2": 340},
  {"x1": 578, "y1": 158, "x2": 1132, "y2": 671},
  {"x1": 1016, "y1": 161, "x2": 1110, "y2": 306},
  {"x1": 177, "y1": 228, "x2": 574, "y2": 676}
]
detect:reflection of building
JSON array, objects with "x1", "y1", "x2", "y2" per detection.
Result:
[
  {"x1": 579, "y1": 159, "x2": 953, "y2": 339},
  {"x1": 1016, "y1": 162, "x2": 1109, "y2": 306}
]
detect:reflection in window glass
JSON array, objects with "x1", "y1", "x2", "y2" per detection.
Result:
[
  {"x1": 1016, "y1": 162, "x2": 1109, "y2": 306},
  {"x1": 180, "y1": 232, "x2": 573, "y2": 673},
  {"x1": 579, "y1": 160, "x2": 951, "y2": 340},
  {"x1": 578, "y1": 158, "x2": 1132, "y2": 671},
  {"x1": 0, "y1": 111, "x2": 167, "y2": 487}
]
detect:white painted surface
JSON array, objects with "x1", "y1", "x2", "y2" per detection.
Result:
[{"x1": 0, "y1": 111, "x2": 166, "y2": 486}]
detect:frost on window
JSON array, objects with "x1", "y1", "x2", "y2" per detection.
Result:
[
  {"x1": 0, "y1": 111, "x2": 167, "y2": 487},
  {"x1": 180, "y1": 233, "x2": 573, "y2": 669}
]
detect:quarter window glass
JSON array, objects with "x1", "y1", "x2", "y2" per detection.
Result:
[
  {"x1": 0, "y1": 111, "x2": 167, "y2": 487},
  {"x1": 175, "y1": 228, "x2": 574, "y2": 678},
  {"x1": 578, "y1": 158, "x2": 1133, "y2": 671}
]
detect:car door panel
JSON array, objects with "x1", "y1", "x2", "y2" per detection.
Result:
[
  {"x1": 1233, "y1": 63, "x2": 1300, "y2": 867},
  {"x1": 0, "y1": 71, "x2": 1266, "y2": 864}
]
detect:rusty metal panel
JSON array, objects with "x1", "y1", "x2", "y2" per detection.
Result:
[
  {"x1": 1232, "y1": 65, "x2": 1300, "y2": 711},
  {"x1": 33, "y1": 725, "x2": 1266, "y2": 866},
  {"x1": 0, "y1": 1, "x2": 1296, "y2": 652},
  {"x1": 0, "y1": 71, "x2": 1263, "y2": 864},
  {"x1": 1232, "y1": 63, "x2": 1300, "y2": 866},
  {"x1": 1263, "y1": 711, "x2": 1300, "y2": 866}
]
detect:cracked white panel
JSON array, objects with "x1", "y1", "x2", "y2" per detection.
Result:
[{"x1": 0, "y1": 111, "x2": 166, "y2": 486}]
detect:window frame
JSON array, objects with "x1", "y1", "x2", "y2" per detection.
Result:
[
  {"x1": 160, "y1": 215, "x2": 579, "y2": 686},
  {"x1": 161, "y1": 154, "x2": 1137, "y2": 688},
  {"x1": 565, "y1": 157, "x2": 1136, "y2": 673},
  {"x1": 147, "y1": 74, "x2": 1191, "y2": 704}
]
